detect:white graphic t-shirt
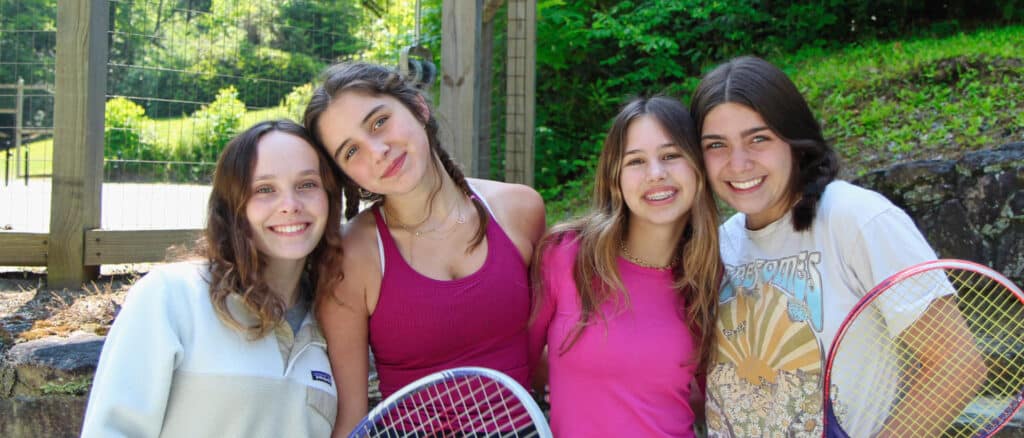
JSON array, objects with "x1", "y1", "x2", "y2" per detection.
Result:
[{"x1": 705, "y1": 181, "x2": 941, "y2": 437}]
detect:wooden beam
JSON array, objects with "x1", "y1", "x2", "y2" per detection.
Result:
[
  {"x1": 0, "y1": 233, "x2": 48, "y2": 266},
  {"x1": 505, "y1": 0, "x2": 536, "y2": 185},
  {"x1": 48, "y1": 0, "x2": 108, "y2": 288},
  {"x1": 440, "y1": 0, "x2": 483, "y2": 177},
  {"x1": 84, "y1": 229, "x2": 202, "y2": 265}
]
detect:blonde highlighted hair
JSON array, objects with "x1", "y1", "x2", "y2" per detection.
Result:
[{"x1": 533, "y1": 96, "x2": 722, "y2": 372}]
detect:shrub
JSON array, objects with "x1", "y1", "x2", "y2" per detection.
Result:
[
  {"x1": 280, "y1": 83, "x2": 313, "y2": 123},
  {"x1": 182, "y1": 86, "x2": 246, "y2": 164},
  {"x1": 104, "y1": 97, "x2": 156, "y2": 160}
]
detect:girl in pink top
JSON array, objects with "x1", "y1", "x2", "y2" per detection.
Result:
[
  {"x1": 303, "y1": 62, "x2": 546, "y2": 436},
  {"x1": 529, "y1": 96, "x2": 723, "y2": 437}
]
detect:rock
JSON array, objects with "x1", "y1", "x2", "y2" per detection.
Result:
[
  {"x1": 0, "y1": 395, "x2": 87, "y2": 438},
  {"x1": 854, "y1": 142, "x2": 1024, "y2": 287},
  {"x1": 4, "y1": 332, "x2": 103, "y2": 397}
]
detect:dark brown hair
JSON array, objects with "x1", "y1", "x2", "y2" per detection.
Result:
[
  {"x1": 690, "y1": 55, "x2": 839, "y2": 231},
  {"x1": 303, "y1": 62, "x2": 489, "y2": 250},
  {"x1": 200, "y1": 119, "x2": 344, "y2": 338}
]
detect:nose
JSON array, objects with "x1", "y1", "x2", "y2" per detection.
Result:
[
  {"x1": 646, "y1": 160, "x2": 667, "y2": 182},
  {"x1": 728, "y1": 145, "x2": 754, "y2": 173},
  {"x1": 279, "y1": 190, "x2": 302, "y2": 214},
  {"x1": 369, "y1": 138, "x2": 390, "y2": 163}
]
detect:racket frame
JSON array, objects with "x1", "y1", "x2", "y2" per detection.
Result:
[
  {"x1": 822, "y1": 259, "x2": 1024, "y2": 437},
  {"x1": 349, "y1": 366, "x2": 553, "y2": 438}
]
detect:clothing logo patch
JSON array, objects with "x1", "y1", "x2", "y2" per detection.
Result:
[{"x1": 311, "y1": 370, "x2": 332, "y2": 385}]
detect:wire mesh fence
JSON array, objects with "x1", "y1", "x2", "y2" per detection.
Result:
[{"x1": 1, "y1": 0, "x2": 358, "y2": 232}]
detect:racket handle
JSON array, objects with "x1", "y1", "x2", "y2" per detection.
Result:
[{"x1": 824, "y1": 399, "x2": 851, "y2": 438}]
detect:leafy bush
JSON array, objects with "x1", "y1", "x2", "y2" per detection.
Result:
[
  {"x1": 280, "y1": 83, "x2": 313, "y2": 123},
  {"x1": 180, "y1": 86, "x2": 247, "y2": 164},
  {"x1": 104, "y1": 97, "x2": 158, "y2": 160}
]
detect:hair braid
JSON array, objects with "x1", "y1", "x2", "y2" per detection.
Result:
[{"x1": 432, "y1": 132, "x2": 489, "y2": 250}]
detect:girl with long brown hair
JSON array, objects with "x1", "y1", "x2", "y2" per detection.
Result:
[
  {"x1": 82, "y1": 120, "x2": 344, "y2": 437},
  {"x1": 303, "y1": 62, "x2": 546, "y2": 436},
  {"x1": 528, "y1": 96, "x2": 722, "y2": 437}
]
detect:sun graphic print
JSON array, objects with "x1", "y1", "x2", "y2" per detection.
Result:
[{"x1": 707, "y1": 282, "x2": 824, "y2": 438}]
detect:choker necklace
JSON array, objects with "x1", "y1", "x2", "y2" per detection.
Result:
[
  {"x1": 619, "y1": 240, "x2": 678, "y2": 270},
  {"x1": 384, "y1": 196, "x2": 467, "y2": 238}
]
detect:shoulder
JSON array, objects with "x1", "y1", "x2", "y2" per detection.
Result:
[
  {"x1": 468, "y1": 178, "x2": 544, "y2": 215},
  {"x1": 539, "y1": 231, "x2": 581, "y2": 269},
  {"x1": 339, "y1": 208, "x2": 382, "y2": 276},
  {"x1": 468, "y1": 178, "x2": 546, "y2": 240},
  {"x1": 818, "y1": 180, "x2": 901, "y2": 228},
  {"x1": 130, "y1": 261, "x2": 208, "y2": 299}
]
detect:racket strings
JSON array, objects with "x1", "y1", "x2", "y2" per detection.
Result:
[
  {"x1": 360, "y1": 374, "x2": 540, "y2": 437},
  {"x1": 830, "y1": 266, "x2": 1024, "y2": 437}
]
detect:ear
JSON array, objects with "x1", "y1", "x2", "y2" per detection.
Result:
[{"x1": 414, "y1": 94, "x2": 430, "y2": 123}]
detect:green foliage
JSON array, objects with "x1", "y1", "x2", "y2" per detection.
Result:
[
  {"x1": 104, "y1": 97, "x2": 159, "y2": 161},
  {"x1": 533, "y1": 1, "x2": 1024, "y2": 210},
  {"x1": 181, "y1": 86, "x2": 247, "y2": 164},
  {"x1": 546, "y1": 24, "x2": 1024, "y2": 215},
  {"x1": 281, "y1": 83, "x2": 314, "y2": 123},
  {"x1": 39, "y1": 376, "x2": 92, "y2": 396}
]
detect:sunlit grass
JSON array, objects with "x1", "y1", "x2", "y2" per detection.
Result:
[{"x1": 1, "y1": 106, "x2": 292, "y2": 178}]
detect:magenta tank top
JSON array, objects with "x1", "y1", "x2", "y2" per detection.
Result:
[{"x1": 368, "y1": 198, "x2": 531, "y2": 397}]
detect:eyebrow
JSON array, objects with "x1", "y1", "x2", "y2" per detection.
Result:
[
  {"x1": 701, "y1": 125, "x2": 771, "y2": 140},
  {"x1": 252, "y1": 169, "x2": 320, "y2": 181},
  {"x1": 624, "y1": 142, "x2": 678, "y2": 156},
  {"x1": 332, "y1": 104, "x2": 386, "y2": 161}
]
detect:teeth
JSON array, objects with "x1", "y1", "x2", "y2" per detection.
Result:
[
  {"x1": 272, "y1": 224, "x2": 307, "y2": 233},
  {"x1": 731, "y1": 177, "x2": 763, "y2": 190},
  {"x1": 645, "y1": 190, "x2": 675, "y2": 201}
]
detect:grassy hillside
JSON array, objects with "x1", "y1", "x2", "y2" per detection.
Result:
[{"x1": 546, "y1": 25, "x2": 1024, "y2": 222}]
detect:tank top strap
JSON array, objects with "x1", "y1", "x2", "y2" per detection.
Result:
[
  {"x1": 466, "y1": 182, "x2": 495, "y2": 216},
  {"x1": 371, "y1": 206, "x2": 398, "y2": 274}
]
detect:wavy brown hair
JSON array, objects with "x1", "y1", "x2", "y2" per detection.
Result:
[
  {"x1": 532, "y1": 96, "x2": 723, "y2": 373},
  {"x1": 199, "y1": 119, "x2": 344, "y2": 338},
  {"x1": 303, "y1": 62, "x2": 489, "y2": 251},
  {"x1": 690, "y1": 55, "x2": 840, "y2": 231}
]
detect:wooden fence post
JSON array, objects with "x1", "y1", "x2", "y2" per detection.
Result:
[
  {"x1": 505, "y1": 0, "x2": 535, "y2": 186},
  {"x1": 440, "y1": 0, "x2": 483, "y2": 177},
  {"x1": 48, "y1": 0, "x2": 108, "y2": 288}
]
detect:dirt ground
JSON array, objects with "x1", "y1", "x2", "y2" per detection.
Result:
[{"x1": 0, "y1": 269, "x2": 139, "y2": 348}]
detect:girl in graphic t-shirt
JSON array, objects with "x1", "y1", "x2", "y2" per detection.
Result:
[
  {"x1": 528, "y1": 96, "x2": 723, "y2": 437},
  {"x1": 690, "y1": 55, "x2": 984, "y2": 438}
]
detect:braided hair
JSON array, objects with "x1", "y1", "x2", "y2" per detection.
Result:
[
  {"x1": 304, "y1": 62, "x2": 489, "y2": 249},
  {"x1": 690, "y1": 56, "x2": 839, "y2": 231}
]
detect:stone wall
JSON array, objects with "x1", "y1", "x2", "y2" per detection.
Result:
[
  {"x1": 1, "y1": 143, "x2": 1021, "y2": 436},
  {"x1": 853, "y1": 142, "x2": 1023, "y2": 287}
]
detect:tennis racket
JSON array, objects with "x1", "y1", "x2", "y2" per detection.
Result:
[
  {"x1": 348, "y1": 366, "x2": 553, "y2": 438},
  {"x1": 824, "y1": 259, "x2": 1024, "y2": 437}
]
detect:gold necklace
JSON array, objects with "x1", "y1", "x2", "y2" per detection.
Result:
[
  {"x1": 384, "y1": 197, "x2": 466, "y2": 238},
  {"x1": 619, "y1": 240, "x2": 678, "y2": 270}
]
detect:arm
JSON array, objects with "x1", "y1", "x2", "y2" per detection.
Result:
[
  {"x1": 322, "y1": 217, "x2": 377, "y2": 437},
  {"x1": 80, "y1": 269, "x2": 183, "y2": 438},
  {"x1": 836, "y1": 195, "x2": 981, "y2": 435},
  {"x1": 319, "y1": 282, "x2": 370, "y2": 437},
  {"x1": 878, "y1": 296, "x2": 986, "y2": 437}
]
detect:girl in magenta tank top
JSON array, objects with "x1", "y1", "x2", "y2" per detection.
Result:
[
  {"x1": 527, "y1": 96, "x2": 723, "y2": 437},
  {"x1": 305, "y1": 62, "x2": 546, "y2": 436}
]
